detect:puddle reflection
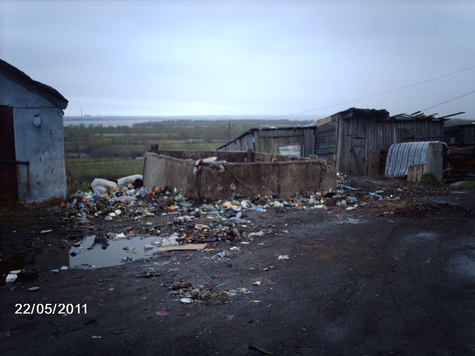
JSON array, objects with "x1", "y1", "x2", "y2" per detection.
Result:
[
  {"x1": 1, "y1": 246, "x2": 69, "y2": 286},
  {"x1": 69, "y1": 235, "x2": 164, "y2": 269}
]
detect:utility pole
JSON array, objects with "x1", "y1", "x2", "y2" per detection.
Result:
[{"x1": 228, "y1": 122, "x2": 231, "y2": 142}]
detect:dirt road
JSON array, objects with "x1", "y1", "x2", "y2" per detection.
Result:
[{"x1": 1, "y1": 180, "x2": 475, "y2": 355}]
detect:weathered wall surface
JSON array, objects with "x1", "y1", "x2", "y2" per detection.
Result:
[
  {"x1": 444, "y1": 125, "x2": 475, "y2": 144},
  {"x1": 154, "y1": 149, "x2": 303, "y2": 163},
  {"x1": 198, "y1": 160, "x2": 336, "y2": 200},
  {"x1": 143, "y1": 151, "x2": 336, "y2": 201},
  {"x1": 154, "y1": 150, "x2": 248, "y2": 163},
  {"x1": 218, "y1": 127, "x2": 316, "y2": 158},
  {"x1": 315, "y1": 109, "x2": 445, "y2": 177},
  {"x1": 0, "y1": 75, "x2": 68, "y2": 202},
  {"x1": 426, "y1": 142, "x2": 444, "y2": 181},
  {"x1": 143, "y1": 153, "x2": 196, "y2": 192}
]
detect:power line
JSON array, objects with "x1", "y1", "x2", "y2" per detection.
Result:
[
  {"x1": 270, "y1": 64, "x2": 475, "y2": 120},
  {"x1": 421, "y1": 89, "x2": 475, "y2": 111}
]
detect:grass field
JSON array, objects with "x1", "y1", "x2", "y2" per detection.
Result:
[{"x1": 65, "y1": 158, "x2": 144, "y2": 181}]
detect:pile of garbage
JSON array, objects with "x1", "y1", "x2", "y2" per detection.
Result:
[
  {"x1": 60, "y1": 171, "x2": 449, "y2": 253},
  {"x1": 61, "y1": 173, "x2": 395, "y2": 225}
]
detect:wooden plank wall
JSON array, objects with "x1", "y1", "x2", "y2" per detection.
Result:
[
  {"x1": 378, "y1": 120, "x2": 444, "y2": 150},
  {"x1": 444, "y1": 125, "x2": 475, "y2": 144},
  {"x1": 220, "y1": 127, "x2": 315, "y2": 157},
  {"x1": 315, "y1": 120, "x2": 337, "y2": 161},
  {"x1": 258, "y1": 128, "x2": 306, "y2": 154},
  {"x1": 338, "y1": 115, "x2": 378, "y2": 176}
]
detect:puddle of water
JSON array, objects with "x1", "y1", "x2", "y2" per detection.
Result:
[
  {"x1": 403, "y1": 231, "x2": 438, "y2": 244},
  {"x1": 336, "y1": 218, "x2": 362, "y2": 225},
  {"x1": 449, "y1": 253, "x2": 475, "y2": 279},
  {"x1": 1, "y1": 246, "x2": 70, "y2": 286},
  {"x1": 69, "y1": 235, "x2": 164, "y2": 269}
]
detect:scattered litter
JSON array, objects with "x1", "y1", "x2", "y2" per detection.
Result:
[
  {"x1": 180, "y1": 298, "x2": 193, "y2": 304},
  {"x1": 249, "y1": 344, "x2": 273, "y2": 355},
  {"x1": 248, "y1": 231, "x2": 265, "y2": 238},
  {"x1": 161, "y1": 233, "x2": 180, "y2": 247},
  {"x1": 170, "y1": 282, "x2": 192, "y2": 290},
  {"x1": 29, "y1": 287, "x2": 40, "y2": 291},
  {"x1": 159, "y1": 244, "x2": 207, "y2": 252},
  {"x1": 278, "y1": 255, "x2": 289, "y2": 260},
  {"x1": 155, "y1": 311, "x2": 170, "y2": 316},
  {"x1": 6, "y1": 271, "x2": 20, "y2": 283}
]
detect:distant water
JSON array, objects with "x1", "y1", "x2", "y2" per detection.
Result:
[{"x1": 63, "y1": 115, "x2": 319, "y2": 127}]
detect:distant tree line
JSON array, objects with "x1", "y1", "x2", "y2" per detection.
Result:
[{"x1": 64, "y1": 119, "x2": 313, "y2": 158}]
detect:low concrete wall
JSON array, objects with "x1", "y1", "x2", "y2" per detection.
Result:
[
  {"x1": 153, "y1": 149, "x2": 302, "y2": 163},
  {"x1": 154, "y1": 150, "x2": 248, "y2": 163},
  {"x1": 143, "y1": 150, "x2": 336, "y2": 201}
]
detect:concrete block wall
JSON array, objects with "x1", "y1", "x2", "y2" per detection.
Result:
[{"x1": 143, "y1": 150, "x2": 336, "y2": 201}]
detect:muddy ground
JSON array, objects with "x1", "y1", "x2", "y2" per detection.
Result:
[{"x1": 1, "y1": 177, "x2": 475, "y2": 356}]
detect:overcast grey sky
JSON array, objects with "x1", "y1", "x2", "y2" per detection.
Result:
[{"x1": 1, "y1": 0, "x2": 474, "y2": 118}]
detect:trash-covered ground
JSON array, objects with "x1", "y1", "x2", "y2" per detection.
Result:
[{"x1": 1, "y1": 174, "x2": 475, "y2": 355}]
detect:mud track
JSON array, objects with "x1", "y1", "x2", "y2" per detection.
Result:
[{"x1": 1, "y1": 182, "x2": 475, "y2": 355}]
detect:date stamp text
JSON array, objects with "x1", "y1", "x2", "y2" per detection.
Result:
[{"x1": 15, "y1": 303, "x2": 87, "y2": 315}]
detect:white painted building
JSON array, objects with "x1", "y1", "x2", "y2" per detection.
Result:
[{"x1": 0, "y1": 59, "x2": 69, "y2": 204}]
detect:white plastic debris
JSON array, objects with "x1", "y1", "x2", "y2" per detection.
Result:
[
  {"x1": 6, "y1": 272, "x2": 19, "y2": 283},
  {"x1": 161, "y1": 233, "x2": 180, "y2": 247},
  {"x1": 117, "y1": 174, "x2": 143, "y2": 189},
  {"x1": 91, "y1": 178, "x2": 118, "y2": 192},
  {"x1": 278, "y1": 255, "x2": 290, "y2": 260}
]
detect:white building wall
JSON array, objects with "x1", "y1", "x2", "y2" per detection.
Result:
[{"x1": 0, "y1": 75, "x2": 68, "y2": 202}]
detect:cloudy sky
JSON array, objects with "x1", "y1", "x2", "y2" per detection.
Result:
[{"x1": 1, "y1": 0, "x2": 474, "y2": 118}]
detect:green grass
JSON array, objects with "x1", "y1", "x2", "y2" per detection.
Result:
[
  {"x1": 451, "y1": 181, "x2": 475, "y2": 188},
  {"x1": 66, "y1": 158, "x2": 144, "y2": 181}
]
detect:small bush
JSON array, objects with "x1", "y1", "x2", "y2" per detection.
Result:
[{"x1": 419, "y1": 173, "x2": 439, "y2": 186}]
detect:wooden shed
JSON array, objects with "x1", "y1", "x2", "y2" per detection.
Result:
[
  {"x1": 217, "y1": 126, "x2": 316, "y2": 158},
  {"x1": 444, "y1": 124, "x2": 475, "y2": 144},
  {"x1": 315, "y1": 108, "x2": 446, "y2": 176}
]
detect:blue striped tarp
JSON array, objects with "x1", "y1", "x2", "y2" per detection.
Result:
[{"x1": 385, "y1": 142, "x2": 435, "y2": 177}]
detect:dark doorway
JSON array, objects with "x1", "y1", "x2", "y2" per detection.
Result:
[{"x1": 0, "y1": 108, "x2": 18, "y2": 205}]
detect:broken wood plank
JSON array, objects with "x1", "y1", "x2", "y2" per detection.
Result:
[
  {"x1": 407, "y1": 164, "x2": 426, "y2": 182},
  {"x1": 159, "y1": 244, "x2": 207, "y2": 252}
]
